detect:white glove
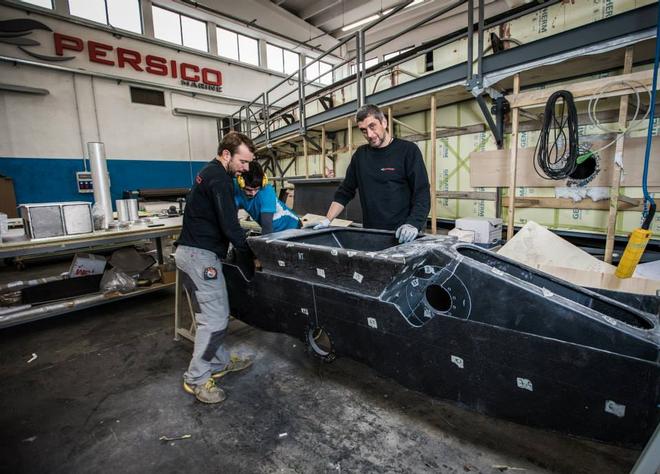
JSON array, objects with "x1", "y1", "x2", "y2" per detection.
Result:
[
  {"x1": 395, "y1": 223, "x2": 418, "y2": 243},
  {"x1": 313, "y1": 218, "x2": 331, "y2": 230}
]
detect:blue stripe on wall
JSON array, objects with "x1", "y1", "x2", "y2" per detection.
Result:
[{"x1": 0, "y1": 157, "x2": 208, "y2": 208}]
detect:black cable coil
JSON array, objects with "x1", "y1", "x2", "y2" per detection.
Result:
[{"x1": 534, "y1": 90, "x2": 580, "y2": 180}]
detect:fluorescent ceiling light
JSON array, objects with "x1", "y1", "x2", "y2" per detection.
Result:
[
  {"x1": 383, "y1": 0, "x2": 427, "y2": 15},
  {"x1": 341, "y1": 14, "x2": 380, "y2": 31},
  {"x1": 342, "y1": 0, "x2": 428, "y2": 33}
]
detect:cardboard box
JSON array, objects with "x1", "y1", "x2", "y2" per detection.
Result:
[{"x1": 69, "y1": 253, "x2": 107, "y2": 278}]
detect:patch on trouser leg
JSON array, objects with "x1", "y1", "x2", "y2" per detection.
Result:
[
  {"x1": 202, "y1": 329, "x2": 227, "y2": 361},
  {"x1": 203, "y1": 267, "x2": 218, "y2": 280},
  {"x1": 179, "y1": 270, "x2": 201, "y2": 313}
]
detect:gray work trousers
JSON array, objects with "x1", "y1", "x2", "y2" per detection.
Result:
[{"x1": 176, "y1": 245, "x2": 231, "y2": 385}]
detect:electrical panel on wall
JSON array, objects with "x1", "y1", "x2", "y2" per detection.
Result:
[{"x1": 76, "y1": 171, "x2": 93, "y2": 193}]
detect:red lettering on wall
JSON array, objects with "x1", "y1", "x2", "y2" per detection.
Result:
[
  {"x1": 117, "y1": 48, "x2": 143, "y2": 71},
  {"x1": 201, "y1": 68, "x2": 222, "y2": 86},
  {"x1": 88, "y1": 41, "x2": 114, "y2": 66},
  {"x1": 53, "y1": 33, "x2": 83, "y2": 56},
  {"x1": 180, "y1": 63, "x2": 199, "y2": 82},
  {"x1": 48, "y1": 30, "x2": 222, "y2": 90},
  {"x1": 145, "y1": 55, "x2": 168, "y2": 76}
]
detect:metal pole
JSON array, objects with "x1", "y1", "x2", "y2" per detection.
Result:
[
  {"x1": 263, "y1": 92, "x2": 270, "y2": 142},
  {"x1": 358, "y1": 29, "x2": 366, "y2": 107},
  {"x1": 467, "y1": 0, "x2": 473, "y2": 82},
  {"x1": 88, "y1": 142, "x2": 112, "y2": 229},
  {"x1": 355, "y1": 32, "x2": 362, "y2": 109},
  {"x1": 477, "y1": 0, "x2": 484, "y2": 86},
  {"x1": 246, "y1": 105, "x2": 252, "y2": 139},
  {"x1": 298, "y1": 56, "x2": 306, "y2": 133}
]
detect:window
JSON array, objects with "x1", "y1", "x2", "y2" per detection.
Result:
[
  {"x1": 266, "y1": 44, "x2": 299, "y2": 75},
  {"x1": 69, "y1": 0, "x2": 106, "y2": 24},
  {"x1": 69, "y1": 0, "x2": 142, "y2": 34},
  {"x1": 350, "y1": 57, "x2": 378, "y2": 75},
  {"x1": 216, "y1": 27, "x2": 259, "y2": 66},
  {"x1": 266, "y1": 44, "x2": 283, "y2": 72},
  {"x1": 284, "y1": 50, "x2": 298, "y2": 75},
  {"x1": 152, "y1": 6, "x2": 207, "y2": 51},
  {"x1": 319, "y1": 62, "x2": 332, "y2": 85},
  {"x1": 130, "y1": 87, "x2": 165, "y2": 106},
  {"x1": 238, "y1": 34, "x2": 259, "y2": 66},
  {"x1": 19, "y1": 0, "x2": 52, "y2": 8},
  {"x1": 181, "y1": 15, "x2": 207, "y2": 52},
  {"x1": 305, "y1": 57, "x2": 333, "y2": 86},
  {"x1": 383, "y1": 47, "x2": 412, "y2": 61},
  {"x1": 216, "y1": 28, "x2": 238, "y2": 60}
]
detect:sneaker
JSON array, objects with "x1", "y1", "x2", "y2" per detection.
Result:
[
  {"x1": 182, "y1": 378, "x2": 226, "y2": 404},
  {"x1": 211, "y1": 354, "x2": 254, "y2": 379}
]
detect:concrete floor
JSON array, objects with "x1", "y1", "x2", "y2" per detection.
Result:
[{"x1": 0, "y1": 261, "x2": 644, "y2": 474}]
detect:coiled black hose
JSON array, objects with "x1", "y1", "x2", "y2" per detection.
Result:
[{"x1": 534, "y1": 90, "x2": 580, "y2": 180}]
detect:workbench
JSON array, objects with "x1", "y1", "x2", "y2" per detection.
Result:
[
  {"x1": 0, "y1": 217, "x2": 182, "y2": 329},
  {"x1": 0, "y1": 216, "x2": 182, "y2": 263}
]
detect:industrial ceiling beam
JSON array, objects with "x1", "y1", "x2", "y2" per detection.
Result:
[{"x1": 299, "y1": 0, "x2": 342, "y2": 20}]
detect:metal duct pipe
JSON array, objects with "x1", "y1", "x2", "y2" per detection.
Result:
[{"x1": 88, "y1": 142, "x2": 113, "y2": 229}]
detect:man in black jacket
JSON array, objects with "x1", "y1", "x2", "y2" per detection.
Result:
[
  {"x1": 176, "y1": 132, "x2": 256, "y2": 404},
  {"x1": 314, "y1": 104, "x2": 430, "y2": 243}
]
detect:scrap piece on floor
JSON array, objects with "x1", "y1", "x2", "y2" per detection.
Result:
[{"x1": 108, "y1": 247, "x2": 156, "y2": 275}]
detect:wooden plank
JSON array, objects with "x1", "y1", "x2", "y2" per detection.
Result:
[
  {"x1": 507, "y1": 74, "x2": 521, "y2": 241},
  {"x1": 303, "y1": 135, "x2": 309, "y2": 178},
  {"x1": 501, "y1": 196, "x2": 643, "y2": 211},
  {"x1": 532, "y1": 264, "x2": 659, "y2": 296},
  {"x1": 430, "y1": 94, "x2": 437, "y2": 234},
  {"x1": 436, "y1": 191, "x2": 497, "y2": 200},
  {"x1": 605, "y1": 47, "x2": 634, "y2": 264},
  {"x1": 321, "y1": 125, "x2": 326, "y2": 177},
  {"x1": 470, "y1": 136, "x2": 660, "y2": 187},
  {"x1": 507, "y1": 69, "x2": 654, "y2": 109},
  {"x1": 347, "y1": 118, "x2": 353, "y2": 157},
  {"x1": 387, "y1": 107, "x2": 393, "y2": 137}
]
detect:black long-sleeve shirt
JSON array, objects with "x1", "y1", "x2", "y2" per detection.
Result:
[
  {"x1": 177, "y1": 159, "x2": 250, "y2": 258},
  {"x1": 334, "y1": 138, "x2": 430, "y2": 230}
]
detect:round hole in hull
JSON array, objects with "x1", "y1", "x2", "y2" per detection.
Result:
[
  {"x1": 308, "y1": 327, "x2": 334, "y2": 359},
  {"x1": 425, "y1": 284, "x2": 452, "y2": 312}
]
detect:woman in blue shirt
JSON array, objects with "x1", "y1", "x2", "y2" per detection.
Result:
[{"x1": 234, "y1": 161, "x2": 301, "y2": 234}]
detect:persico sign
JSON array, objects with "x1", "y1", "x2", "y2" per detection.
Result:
[
  {"x1": 0, "y1": 15, "x2": 223, "y2": 93},
  {"x1": 53, "y1": 33, "x2": 223, "y2": 91}
]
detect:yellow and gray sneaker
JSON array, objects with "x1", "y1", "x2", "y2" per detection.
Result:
[
  {"x1": 183, "y1": 378, "x2": 226, "y2": 404},
  {"x1": 212, "y1": 354, "x2": 254, "y2": 380}
]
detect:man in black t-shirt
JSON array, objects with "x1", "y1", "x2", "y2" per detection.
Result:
[
  {"x1": 314, "y1": 104, "x2": 430, "y2": 243},
  {"x1": 175, "y1": 132, "x2": 256, "y2": 404}
]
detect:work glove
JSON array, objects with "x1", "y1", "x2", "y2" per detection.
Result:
[
  {"x1": 395, "y1": 223, "x2": 418, "y2": 243},
  {"x1": 312, "y1": 218, "x2": 331, "y2": 230}
]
